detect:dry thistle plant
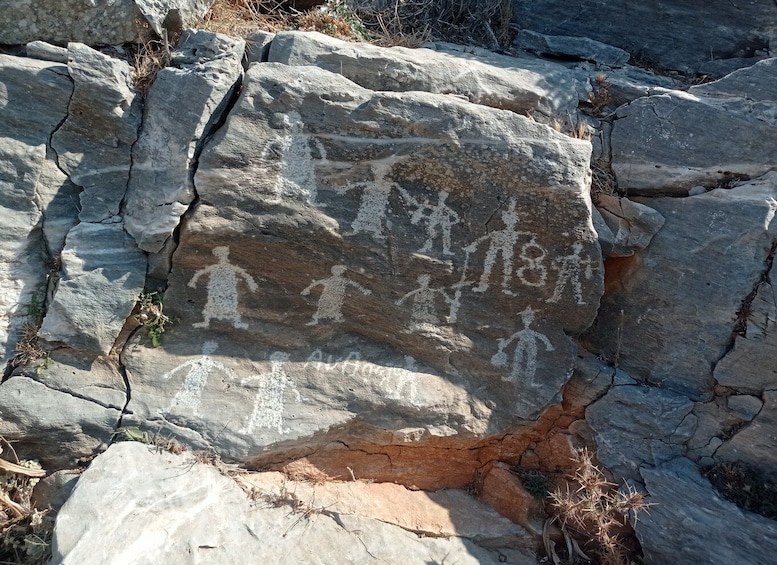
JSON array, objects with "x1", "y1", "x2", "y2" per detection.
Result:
[{"x1": 544, "y1": 449, "x2": 650, "y2": 565}]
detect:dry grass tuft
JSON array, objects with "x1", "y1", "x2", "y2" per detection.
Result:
[
  {"x1": 544, "y1": 449, "x2": 650, "y2": 565},
  {"x1": 201, "y1": 0, "x2": 293, "y2": 36},
  {"x1": 12, "y1": 324, "x2": 47, "y2": 369},
  {"x1": 130, "y1": 37, "x2": 173, "y2": 94}
]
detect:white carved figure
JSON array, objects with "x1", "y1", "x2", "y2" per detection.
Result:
[
  {"x1": 491, "y1": 307, "x2": 554, "y2": 384},
  {"x1": 189, "y1": 246, "x2": 258, "y2": 329},
  {"x1": 340, "y1": 160, "x2": 399, "y2": 239},
  {"x1": 301, "y1": 265, "x2": 371, "y2": 325},
  {"x1": 765, "y1": 197, "x2": 777, "y2": 230},
  {"x1": 464, "y1": 199, "x2": 530, "y2": 294},
  {"x1": 239, "y1": 351, "x2": 300, "y2": 435},
  {"x1": 546, "y1": 242, "x2": 594, "y2": 305},
  {"x1": 162, "y1": 340, "x2": 237, "y2": 417},
  {"x1": 266, "y1": 111, "x2": 326, "y2": 204},
  {"x1": 403, "y1": 189, "x2": 460, "y2": 255},
  {"x1": 396, "y1": 274, "x2": 453, "y2": 329},
  {"x1": 380, "y1": 355, "x2": 420, "y2": 406}
]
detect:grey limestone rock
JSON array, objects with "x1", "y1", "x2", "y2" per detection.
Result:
[
  {"x1": 585, "y1": 176, "x2": 777, "y2": 400},
  {"x1": 512, "y1": 0, "x2": 777, "y2": 75},
  {"x1": 638, "y1": 457, "x2": 777, "y2": 564},
  {"x1": 120, "y1": 61, "x2": 602, "y2": 461},
  {"x1": 594, "y1": 194, "x2": 665, "y2": 257},
  {"x1": 268, "y1": 30, "x2": 587, "y2": 117},
  {"x1": 514, "y1": 30, "x2": 630, "y2": 67},
  {"x1": 25, "y1": 40, "x2": 68, "y2": 63},
  {"x1": 124, "y1": 29, "x2": 245, "y2": 253},
  {"x1": 50, "y1": 442, "x2": 535, "y2": 565},
  {"x1": 586, "y1": 384, "x2": 695, "y2": 482},
  {"x1": 245, "y1": 30, "x2": 275, "y2": 65},
  {"x1": 0, "y1": 54, "x2": 73, "y2": 359},
  {"x1": 611, "y1": 59, "x2": 777, "y2": 195},
  {"x1": 0, "y1": 0, "x2": 214, "y2": 46}
]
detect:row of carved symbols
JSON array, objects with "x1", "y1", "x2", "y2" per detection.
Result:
[
  {"x1": 160, "y1": 343, "x2": 422, "y2": 434},
  {"x1": 186, "y1": 241, "x2": 593, "y2": 332}
]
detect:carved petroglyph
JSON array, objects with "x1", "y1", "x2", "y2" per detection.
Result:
[
  {"x1": 546, "y1": 242, "x2": 594, "y2": 305},
  {"x1": 516, "y1": 236, "x2": 549, "y2": 287},
  {"x1": 765, "y1": 197, "x2": 777, "y2": 231},
  {"x1": 239, "y1": 351, "x2": 300, "y2": 435},
  {"x1": 396, "y1": 274, "x2": 455, "y2": 330},
  {"x1": 400, "y1": 189, "x2": 460, "y2": 255},
  {"x1": 491, "y1": 307, "x2": 553, "y2": 385},
  {"x1": 464, "y1": 199, "x2": 532, "y2": 295},
  {"x1": 301, "y1": 265, "x2": 371, "y2": 325},
  {"x1": 338, "y1": 159, "x2": 403, "y2": 239},
  {"x1": 265, "y1": 110, "x2": 326, "y2": 204},
  {"x1": 189, "y1": 246, "x2": 258, "y2": 329},
  {"x1": 379, "y1": 356, "x2": 421, "y2": 406},
  {"x1": 162, "y1": 341, "x2": 238, "y2": 417},
  {"x1": 303, "y1": 349, "x2": 362, "y2": 375}
]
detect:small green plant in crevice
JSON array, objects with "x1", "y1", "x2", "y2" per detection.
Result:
[
  {"x1": 112, "y1": 426, "x2": 185, "y2": 455},
  {"x1": 0, "y1": 440, "x2": 51, "y2": 565},
  {"x1": 134, "y1": 290, "x2": 171, "y2": 347},
  {"x1": 544, "y1": 449, "x2": 650, "y2": 565}
]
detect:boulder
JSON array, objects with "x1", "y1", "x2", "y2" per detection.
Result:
[
  {"x1": 586, "y1": 384, "x2": 695, "y2": 482},
  {"x1": 0, "y1": 54, "x2": 72, "y2": 359},
  {"x1": 124, "y1": 29, "x2": 245, "y2": 253},
  {"x1": 0, "y1": 0, "x2": 215, "y2": 46},
  {"x1": 584, "y1": 175, "x2": 777, "y2": 399},
  {"x1": 638, "y1": 457, "x2": 777, "y2": 564},
  {"x1": 715, "y1": 390, "x2": 777, "y2": 482},
  {"x1": 611, "y1": 60, "x2": 777, "y2": 195},
  {"x1": 268, "y1": 30, "x2": 587, "y2": 117},
  {"x1": 120, "y1": 62, "x2": 602, "y2": 474},
  {"x1": 514, "y1": 30, "x2": 630, "y2": 67},
  {"x1": 50, "y1": 442, "x2": 537, "y2": 565},
  {"x1": 594, "y1": 194, "x2": 664, "y2": 257},
  {"x1": 512, "y1": 0, "x2": 777, "y2": 75}
]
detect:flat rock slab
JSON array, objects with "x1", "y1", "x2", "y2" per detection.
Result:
[
  {"x1": 585, "y1": 176, "x2": 777, "y2": 399},
  {"x1": 638, "y1": 457, "x2": 777, "y2": 564},
  {"x1": 512, "y1": 0, "x2": 777, "y2": 74},
  {"x1": 268, "y1": 30, "x2": 586, "y2": 117},
  {"x1": 121, "y1": 62, "x2": 601, "y2": 463},
  {"x1": 586, "y1": 384, "x2": 695, "y2": 482},
  {"x1": 0, "y1": 0, "x2": 214, "y2": 45},
  {"x1": 514, "y1": 30, "x2": 630, "y2": 67},
  {"x1": 612, "y1": 59, "x2": 777, "y2": 195},
  {"x1": 50, "y1": 442, "x2": 537, "y2": 565}
]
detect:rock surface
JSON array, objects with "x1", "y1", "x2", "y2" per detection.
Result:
[
  {"x1": 514, "y1": 30, "x2": 630, "y2": 67},
  {"x1": 611, "y1": 60, "x2": 777, "y2": 195},
  {"x1": 119, "y1": 60, "x2": 601, "y2": 471},
  {"x1": 585, "y1": 177, "x2": 777, "y2": 399},
  {"x1": 0, "y1": 0, "x2": 215, "y2": 46},
  {"x1": 50, "y1": 442, "x2": 537, "y2": 565},
  {"x1": 638, "y1": 457, "x2": 777, "y2": 565},
  {"x1": 512, "y1": 0, "x2": 777, "y2": 74}
]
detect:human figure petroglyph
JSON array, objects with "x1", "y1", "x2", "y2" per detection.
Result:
[
  {"x1": 380, "y1": 355, "x2": 420, "y2": 406},
  {"x1": 546, "y1": 242, "x2": 594, "y2": 305},
  {"x1": 400, "y1": 189, "x2": 460, "y2": 255},
  {"x1": 491, "y1": 307, "x2": 553, "y2": 385},
  {"x1": 464, "y1": 199, "x2": 531, "y2": 294},
  {"x1": 265, "y1": 110, "x2": 326, "y2": 204},
  {"x1": 396, "y1": 274, "x2": 454, "y2": 330},
  {"x1": 339, "y1": 160, "x2": 400, "y2": 239},
  {"x1": 239, "y1": 351, "x2": 300, "y2": 435},
  {"x1": 189, "y1": 246, "x2": 258, "y2": 329},
  {"x1": 301, "y1": 265, "x2": 371, "y2": 325},
  {"x1": 162, "y1": 341, "x2": 237, "y2": 417}
]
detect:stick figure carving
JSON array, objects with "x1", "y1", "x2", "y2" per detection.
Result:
[
  {"x1": 338, "y1": 160, "x2": 400, "y2": 239},
  {"x1": 546, "y1": 242, "x2": 594, "y2": 305},
  {"x1": 301, "y1": 265, "x2": 371, "y2": 325},
  {"x1": 491, "y1": 307, "x2": 554, "y2": 385},
  {"x1": 188, "y1": 246, "x2": 258, "y2": 329},
  {"x1": 239, "y1": 351, "x2": 300, "y2": 435},
  {"x1": 396, "y1": 274, "x2": 457, "y2": 330},
  {"x1": 162, "y1": 341, "x2": 237, "y2": 417},
  {"x1": 400, "y1": 189, "x2": 460, "y2": 255},
  {"x1": 464, "y1": 199, "x2": 531, "y2": 295}
]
